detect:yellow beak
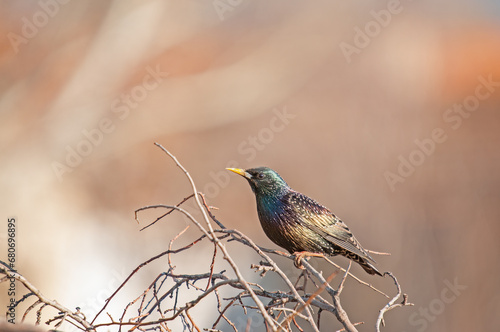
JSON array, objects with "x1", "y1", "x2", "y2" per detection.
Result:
[{"x1": 226, "y1": 168, "x2": 250, "y2": 178}]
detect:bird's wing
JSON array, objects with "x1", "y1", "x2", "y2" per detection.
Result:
[{"x1": 286, "y1": 191, "x2": 375, "y2": 263}]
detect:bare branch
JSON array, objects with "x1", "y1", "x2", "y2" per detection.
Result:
[
  {"x1": 376, "y1": 272, "x2": 414, "y2": 332},
  {"x1": 278, "y1": 270, "x2": 338, "y2": 331},
  {"x1": 301, "y1": 259, "x2": 358, "y2": 332},
  {"x1": 137, "y1": 193, "x2": 195, "y2": 231},
  {"x1": 0, "y1": 264, "x2": 94, "y2": 331},
  {"x1": 154, "y1": 142, "x2": 277, "y2": 330},
  {"x1": 91, "y1": 225, "x2": 206, "y2": 325},
  {"x1": 2, "y1": 144, "x2": 411, "y2": 332}
]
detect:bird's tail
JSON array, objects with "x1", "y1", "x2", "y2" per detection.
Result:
[{"x1": 358, "y1": 259, "x2": 383, "y2": 276}]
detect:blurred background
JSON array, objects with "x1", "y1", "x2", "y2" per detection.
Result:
[{"x1": 1, "y1": 0, "x2": 499, "y2": 331}]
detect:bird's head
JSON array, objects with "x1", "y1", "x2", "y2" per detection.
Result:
[{"x1": 226, "y1": 167, "x2": 290, "y2": 197}]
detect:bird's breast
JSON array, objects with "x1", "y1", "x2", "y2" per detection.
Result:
[
  {"x1": 255, "y1": 196, "x2": 307, "y2": 252},
  {"x1": 256, "y1": 196, "x2": 286, "y2": 224}
]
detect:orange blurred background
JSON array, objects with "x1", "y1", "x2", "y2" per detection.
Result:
[{"x1": 1, "y1": 1, "x2": 499, "y2": 331}]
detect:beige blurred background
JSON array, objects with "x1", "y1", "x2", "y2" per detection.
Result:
[{"x1": 1, "y1": 0, "x2": 500, "y2": 331}]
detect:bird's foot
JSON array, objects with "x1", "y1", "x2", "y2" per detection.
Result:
[{"x1": 293, "y1": 251, "x2": 325, "y2": 269}]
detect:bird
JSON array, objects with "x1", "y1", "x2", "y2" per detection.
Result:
[{"x1": 227, "y1": 167, "x2": 383, "y2": 276}]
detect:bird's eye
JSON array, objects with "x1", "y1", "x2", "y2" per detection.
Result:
[{"x1": 257, "y1": 173, "x2": 265, "y2": 179}]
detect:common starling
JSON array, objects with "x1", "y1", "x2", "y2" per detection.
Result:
[{"x1": 227, "y1": 167, "x2": 383, "y2": 276}]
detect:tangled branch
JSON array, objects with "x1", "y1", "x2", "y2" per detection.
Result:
[{"x1": 1, "y1": 143, "x2": 413, "y2": 331}]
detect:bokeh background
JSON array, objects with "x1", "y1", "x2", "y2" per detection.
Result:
[{"x1": 1, "y1": 0, "x2": 500, "y2": 331}]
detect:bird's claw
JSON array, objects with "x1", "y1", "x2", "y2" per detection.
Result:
[
  {"x1": 293, "y1": 251, "x2": 324, "y2": 269},
  {"x1": 294, "y1": 252, "x2": 307, "y2": 269}
]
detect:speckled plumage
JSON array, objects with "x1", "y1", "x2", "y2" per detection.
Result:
[{"x1": 227, "y1": 167, "x2": 382, "y2": 276}]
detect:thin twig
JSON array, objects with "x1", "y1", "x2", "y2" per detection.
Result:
[
  {"x1": 301, "y1": 260, "x2": 358, "y2": 332},
  {"x1": 278, "y1": 270, "x2": 338, "y2": 331},
  {"x1": 154, "y1": 142, "x2": 278, "y2": 331},
  {"x1": 322, "y1": 256, "x2": 390, "y2": 298},
  {"x1": 186, "y1": 310, "x2": 201, "y2": 332},
  {"x1": 0, "y1": 266, "x2": 94, "y2": 331},
  {"x1": 137, "y1": 194, "x2": 195, "y2": 231},
  {"x1": 168, "y1": 225, "x2": 190, "y2": 268},
  {"x1": 375, "y1": 272, "x2": 414, "y2": 332},
  {"x1": 91, "y1": 230, "x2": 206, "y2": 324},
  {"x1": 215, "y1": 228, "x2": 320, "y2": 332},
  {"x1": 2, "y1": 144, "x2": 410, "y2": 332}
]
